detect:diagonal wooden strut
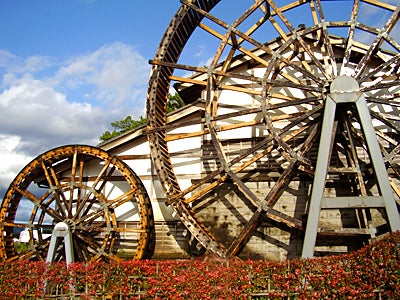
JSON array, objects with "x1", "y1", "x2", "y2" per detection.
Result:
[{"x1": 302, "y1": 76, "x2": 400, "y2": 258}]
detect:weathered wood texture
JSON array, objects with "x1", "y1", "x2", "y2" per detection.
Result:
[{"x1": 146, "y1": 0, "x2": 400, "y2": 259}]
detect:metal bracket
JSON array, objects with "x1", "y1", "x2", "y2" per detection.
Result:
[
  {"x1": 46, "y1": 222, "x2": 74, "y2": 265},
  {"x1": 302, "y1": 76, "x2": 400, "y2": 258}
]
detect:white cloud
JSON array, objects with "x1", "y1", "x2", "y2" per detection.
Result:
[
  {"x1": 0, "y1": 42, "x2": 150, "y2": 194},
  {"x1": 0, "y1": 50, "x2": 18, "y2": 69},
  {"x1": 25, "y1": 55, "x2": 53, "y2": 73},
  {"x1": 0, "y1": 135, "x2": 32, "y2": 191},
  {"x1": 0, "y1": 50, "x2": 53, "y2": 77},
  {"x1": 0, "y1": 78, "x2": 108, "y2": 155},
  {"x1": 55, "y1": 42, "x2": 150, "y2": 109}
]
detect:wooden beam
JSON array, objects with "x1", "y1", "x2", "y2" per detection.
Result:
[
  {"x1": 321, "y1": 196, "x2": 385, "y2": 209},
  {"x1": 227, "y1": 209, "x2": 263, "y2": 256}
]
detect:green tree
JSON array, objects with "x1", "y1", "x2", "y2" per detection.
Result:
[
  {"x1": 99, "y1": 93, "x2": 184, "y2": 143},
  {"x1": 166, "y1": 92, "x2": 185, "y2": 113},
  {"x1": 99, "y1": 115, "x2": 146, "y2": 143}
]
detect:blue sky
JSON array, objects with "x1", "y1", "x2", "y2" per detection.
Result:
[
  {"x1": 0, "y1": 1, "x2": 183, "y2": 194},
  {"x1": 0, "y1": 1, "x2": 180, "y2": 57},
  {"x1": 0, "y1": 0, "x2": 398, "y2": 198}
]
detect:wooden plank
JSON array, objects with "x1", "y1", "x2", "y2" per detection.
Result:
[
  {"x1": 318, "y1": 228, "x2": 374, "y2": 236},
  {"x1": 227, "y1": 209, "x2": 263, "y2": 256},
  {"x1": 216, "y1": 47, "x2": 236, "y2": 86},
  {"x1": 219, "y1": 84, "x2": 261, "y2": 95},
  {"x1": 363, "y1": 0, "x2": 396, "y2": 11},
  {"x1": 228, "y1": 170, "x2": 260, "y2": 207},
  {"x1": 166, "y1": 114, "x2": 265, "y2": 142},
  {"x1": 354, "y1": 4, "x2": 400, "y2": 77},
  {"x1": 321, "y1": 196, "x2": 385, "y2": 209},
  {"x1": 219, "y1": 119, "x2": 263, "y2": 131},
  {"x1": 314, "y1": 0, "x2": 338, "y2": 77},
  {"x1": 265, "y1": 208, "x2": 303, "y2": 230},
  {"x1": 390, "y1": 179, "x2": 400, "y2": 200},
  {"x1": 264, "y1": 160, "x2": 297, "y2": 207},
  {"x1": 175, "y1": 169, "x2": 222, "y2": 202},
  {"x1": 166, "y1": 129, "x2": 210, "y2": 142},
  {"x1": 117, "y1": 155, "x2": 151, "y2": 160},
  {"x1": 169, "y1": 75, "x2": 207, "y2": 86},
  {"x1": 183, "y1": 176, "x2": 227, "y2": 204},
  {"x1": 328, "y1": 167, "x2": 359, "y2": 173}
]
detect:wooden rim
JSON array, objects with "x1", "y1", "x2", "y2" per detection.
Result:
[
  {"x1": 0, "y1": 145, "x2": 155, "y2": 262},
  {"x1": 147, "y1": 0, "x2": 400, "y2": 257}
]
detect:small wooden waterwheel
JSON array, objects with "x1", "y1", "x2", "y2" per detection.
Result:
[{"x1": 0, "y1": 145, "x2": 155, "y2": 262}]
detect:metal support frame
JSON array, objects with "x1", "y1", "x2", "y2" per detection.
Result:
[
  {"x1": 302, "y1": 76, "x2": 400, "y2": 258},
  {"x1": 46, "y1": 222, "x2": 74, "y2": 265}
]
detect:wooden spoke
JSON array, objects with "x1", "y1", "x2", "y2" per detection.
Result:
[
  {"x1": 358, "y1": 54, "x2": 400, "y2": 83},
  {"x1": 74, "y1": 158, "x2": 112, "y2": 218},
  {"x1": 77, "y1": 188, "x2": 139, "y2": 226},
  {"x1": 268, "y1": 0, "x2": 329, "y2": 79},
  {"x1": 40, "y1": 161, "x2": 69, "y2": 219},
  {"x1": 355, "y1": 5, "x2": 400, "y2": 78},
  {"x1": 185, "y1": 0, "x2": 324, "y2": 85},
  {"x1": 147, "y1": 0, "x2": 400, "y2": 259},
  {"x1": 0, "y1": 145, "x2": 155, "y2": 262},
  {"x1": 228, "y1": 123, "x2": 320, "y2": 256}
]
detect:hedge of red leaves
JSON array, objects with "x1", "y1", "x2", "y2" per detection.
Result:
[{"x1": 1, "y1": 231, "x2": 399, "y2": 299}]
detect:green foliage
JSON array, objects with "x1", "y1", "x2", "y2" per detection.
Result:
[
  {"x1": 99, "y1": 93, "x2": 185, "y2": 143},
  {"x1": 99, "y1": 115, "x2": 146, "y2": 143},
  {"x1": 166, "y1": 92, "x2": 185, "y2": 113},
  {"x1": 14, "y1": 242, "x2": 28, "y2": 254}
]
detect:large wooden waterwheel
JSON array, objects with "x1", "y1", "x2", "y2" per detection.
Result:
[
  {"x1": 0, "y1": 145, "x2": 155, "y2": 262},
  {"x1": 147, "y1": 0, "x2": 400, "y2": 258}
]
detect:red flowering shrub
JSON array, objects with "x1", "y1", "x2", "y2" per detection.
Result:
[{"x1": 0, "y1": 231, "x2": 399, "y2": 299}]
